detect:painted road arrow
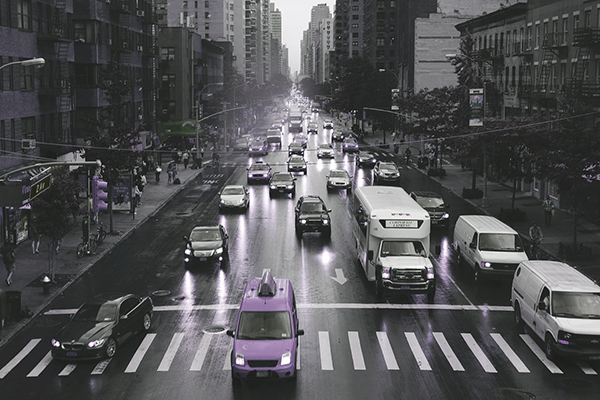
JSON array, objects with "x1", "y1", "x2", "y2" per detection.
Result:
[{"x1": 330, "y1": 269, "x2": 347, "y2": 285}]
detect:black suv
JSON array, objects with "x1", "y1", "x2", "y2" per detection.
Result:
[
  {"x1": 410, "y1": 191, "x2": 450, "y2": 228},
  {"x1": 294, "y1": 195, "x2": 332, "y2": 239},
  {"x1": 269, "y1": 172, "x2": 296, "y2": 198}
]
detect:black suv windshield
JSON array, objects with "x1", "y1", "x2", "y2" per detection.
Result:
[
  {"x1": 301, "y1": 202, "x2": 325, "y2": 213},
  {"x1": 237, "y1": 311, "x2": 292, "y2": 340},
  {"x1": 272, "y1": 173, "x2": 292, "y2": 182}
]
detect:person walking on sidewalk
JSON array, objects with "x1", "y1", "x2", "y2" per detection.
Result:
[
  {"x1": 542, "y1": 195, "x2": 555, "y2": 227},
  {"x1": 2, "y1": 243, "x2": 16, "y2": 286},
  {"x1": 30, "y1": 219, "x2": 40, "y2": 254},
  {"x1": 529, "y1": 221, "x2": 543, "y2": 259},
  {"x1": 182, "y1": 150, "x2": 190, "y2": 169}
]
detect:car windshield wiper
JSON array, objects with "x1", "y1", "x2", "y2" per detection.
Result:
[{"x1": 554, "y1": 313, "x2": 579, "y2": 318}]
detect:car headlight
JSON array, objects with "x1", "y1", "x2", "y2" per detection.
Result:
[
  {"x1": 184, "y1": 248, "x2": 193, "y2": 256},
  {"x1": 381, "y1": 267, "x2": 391, "y2": 279},
  {"x1": 427, "y1": 268, "x2": 435, "y2": 280},
  {"x1": 441, "y1": 213, "x2": 450, "y2": 219},
  {"x1": 480, "y1": 261, "x2": 491, "y2": 268},
  {"x1": 270, "y1": 185, "x2": 277, "y2": 189},
  {"x1": 235, "y1": 353, "x2": 245, "y2": 366},
  {"x1": 215, "y1": 247, "x2": 224, "y2": 255},
  {"x1": 300, "y1": 219, "x2": 307, "y2": 225},
  {"x1": 286, "y1": 184, "x2": 294, "y2": 189},
  {"x1": 51, "y1": 338, "x2": 61, "y2": 348},
  {"x1": 558, "y1": 331, "x2": 573, "y2": 345},
  {"x1": 281, "y1": 351, "x2": 292, "y2": 366},
  {"x1": 323, "y1": 219, "x2": 330, "y2": 225},
  {"x1": 220, "y1": 199, "x2": 226, "y2": 204},
  {"x1": 87, "y1": 338, "x2": 106, "y2": 348}
]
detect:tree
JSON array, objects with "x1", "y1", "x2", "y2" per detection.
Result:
[
  {"x1": 84, "y1": 59, "x2": 142, "y2": 233},
  {"x1": 31, "y1": 167, "x2": 82, "y2": 281},
  {"x1": 533, "y1": 90, "x2": 600, "y2": 248}
]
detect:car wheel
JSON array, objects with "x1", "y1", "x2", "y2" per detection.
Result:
[
  {"x1": 545, "y1": 333, "x2": 557, "y2": 361},
  {"x1": 323, "y1": 228, "x2": 331, "y2": 239},
  {"x1": 456, "y1": 251, "x2": 463, "y2": 267},
  {"x1": 104, "y1": 337, "x2": 117, "y2": 358},
  {"x1": 269, "y1": 190, "x2": 274, "y2": 198},
  {"x1": 291, "y1": 189, "x2": 296, "y2": 197},
  {"x1": 427, "y1": 285, "x2": 436, "y2": 303},
  {"x1": 142, "y1": 312, "x2": 152, "y2": 332},
  {"x1": 474, "y1": 264, "x2": 484, "y2": 283},
  {"x1": 375, "y1": 272, "x2": 384, "y2": 301},
  {"x1": 514, "y1": 302, "x2": 524, "y2": 330}
]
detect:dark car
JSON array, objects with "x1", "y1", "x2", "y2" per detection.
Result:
[
  {"x1": 269, "y1": 172, "x2": 296, "y2": 198},
  {"x1": 294, "y1": 195, "x2": 332, "y2": 239},
  {"x1": 51, "y1": 293, "x2": 153, "y2": 360},
  {"x1": 233, "y1": 137, "x2": 249, "y2": 152},
  {"x1": 342, "y1": 137, "x2": 359, "y2": 153},
  {"x1": 287, "y1": 155, "x2": 308, "y2": 175},
  {"x1": 410, "y1": 191, "x2": 450, "y2": 228},
  {"x1": 373, "y1": 161, "x2": 400, "y2": 185},
  {"x1": 332, "y1": 131, "x2": 345, "y2": 141},
  {"x1": 247, "y1": 161, "x2": 272, "y2": 184},
  {"x1": 293, "y1": 133, "x2": 308, "y2": 148},
  {"x1": 183, "y1": 225, "x2": 229, "y2": 267},
  {"x1": 355, "y1": 151, "x2": 377, "y2": 168},
  {"x1": 288, "y1": 141, "x2": 305, "y2": 156},
  {"x1": 266, "y1": 129, "x2": 282, "y2": 146},
  {"x1": 307, "y1": 123, "x2": 319, "y2": 134},
  {"x1": 248, "y1": 139, "x2": 268, "y2": 156}
]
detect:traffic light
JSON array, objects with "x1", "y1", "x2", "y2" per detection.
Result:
[{"x1": 92, "y1": 176, "x2": 108, "y2": 214}]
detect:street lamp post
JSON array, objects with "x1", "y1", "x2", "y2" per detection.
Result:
[
  {"x1": 193, "y1": 82, "x2": 223, "y2": 161},
  {"x1": 0, "y1": 57, "x2": 45, "y2": 71}
]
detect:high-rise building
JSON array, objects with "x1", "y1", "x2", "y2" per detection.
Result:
[
  {"x1": 302, "y1": 3, "x2": 331, "y2": 81},
  {"x1": 157, "y1": 0, "x2": 245, "y2": 79}
]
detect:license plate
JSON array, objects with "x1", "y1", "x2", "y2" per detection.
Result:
[
  {"x1": 66, "y1": 352, "x2": 78, "y2": 357},
  {"x1": 278, "y1": 189, "x2": 285, "y2": 192},
  {"x1": 431, "y1": 220, "x2": 438, "y2": 224},
  {"x1": 400, "y1": 286, "x2": 411, "y2": 290},
  {"x1": 199, "y1": 257, "x2": 207, "y2": 261},
  {"x1": 256, "y1": 371, "x2": 269, "y2": 378}
]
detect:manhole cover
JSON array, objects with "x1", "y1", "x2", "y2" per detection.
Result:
[
  {"x1": 152, "y1": 290, "x2": 171, "y2": 297},
  {"x1": 203, "y1": 325, "x2": 227, "y2": 334},
  {"x1": 491, "y1": 388, "x2": 536, "y2": 400}
]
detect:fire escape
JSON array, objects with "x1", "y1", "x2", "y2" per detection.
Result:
[
  {"x1": 37, "y1": 0, "x2": 73, "y2": 146},
  {"x1": 535, "y1": 31, "x2": 568, "y2": 108},
  {"x1": 568, "y1": 27, "x2": 600, "y2": 99}
]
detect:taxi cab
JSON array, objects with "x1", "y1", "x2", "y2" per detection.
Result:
[{"x1": 227, "y1": 271, "x2": 304, "y2": 381}]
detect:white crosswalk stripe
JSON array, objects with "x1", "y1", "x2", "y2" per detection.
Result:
[
  {"x1": 3, "y1": 330, "x2": 600, "y2": 378},
  {"x1": 376, "y1": 331, "x2": 399, "y2": 370}
]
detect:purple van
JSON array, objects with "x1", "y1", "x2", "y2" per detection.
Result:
[{"x1": 227, "y1": 271, "x2": 304, "y2": 380}]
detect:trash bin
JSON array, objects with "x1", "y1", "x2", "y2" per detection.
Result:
[{"x1": 5, "y1": 291, "x2": 21, "y2": 322}]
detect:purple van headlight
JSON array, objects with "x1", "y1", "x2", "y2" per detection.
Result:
[
  {"x1": 281, "y1": 351, "x2": 292, "y2": 366},
  {"x1": 235, "y1": 352, "x2": 245, "y2": 366}
]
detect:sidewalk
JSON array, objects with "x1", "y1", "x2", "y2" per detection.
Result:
[
  {"x1": 0, "y1": 161, "x2": 203, "y2": 345},
  {"x1": 346, "y1": 116, "x2": 600, "y2": 281}
]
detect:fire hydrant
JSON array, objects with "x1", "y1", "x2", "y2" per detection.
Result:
[{"x1": 42, "y1": 275, "x2": 51, "y2": 295}]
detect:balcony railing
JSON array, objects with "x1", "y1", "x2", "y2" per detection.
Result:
[{"x1": 572, "y1": 28, "x2": 600, "y2": 47}]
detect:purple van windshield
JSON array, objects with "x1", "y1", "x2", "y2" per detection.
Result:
[{"x1": 237, "y1": 311, "x2": 292, "y2": 340}]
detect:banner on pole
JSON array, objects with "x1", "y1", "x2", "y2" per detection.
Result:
[{"x1": 469, "y1": 88, "x2": 484, "y2": 127}]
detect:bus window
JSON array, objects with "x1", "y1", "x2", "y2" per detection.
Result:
[{"x1": 381, "y1": 241, "x2": 426, "y2": 257}]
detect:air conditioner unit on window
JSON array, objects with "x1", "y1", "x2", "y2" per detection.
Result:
[
  {"x1": 137, "y1": 10, "x2": 145, "y2": 17},
  {"x1": 107, "y1": 39, "x2": 112, "y2": 45},
  {"x1": 137, "y1": 45, "x2": 144, "y2": 51},
  {"x1": 169, "y1": 83, "x2": 175, "y2": 88},
  {"x1": 22, "y1": 139, "x2": 36, "y2": 149},
  {"x1": 162, "y1": 109, "x2": 168, "y2": 114}
]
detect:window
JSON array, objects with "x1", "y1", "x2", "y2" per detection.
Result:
[
  {"x1": 573, "y1": 14, "x2": 580, "y2": 31},
  {"x1": 352, "y1": 6, "x2": 359, "y2": 11},
  {"x1": 535, "y1": 23, "x2": 540, "y2": 48},
  {"x1": 352, "y1": 23, "x2": 359, "y2": 29},
  {"x1": 585, "y1": 10, "x2": 591, "y2": 28},
  {"x1": 352, "y1": 14, "x2": 359, "y2": 20},
  {"x1": 17, "y1": 0, "x2": 32, "y2": 30},
  {"x1": 75, "y1": 64, "x2": 98, "y2": 87},
  {"x1": 160, "y1": 47, "x2": 175, "y2": 61},
  {"x1": 562, "y1": 18, "x2": 568, "y2": 44},
  {"x1": 20, "y1": 62, "x2": 34, "y2": 90},
  {"x1": 21, "y1": 117, "x2": 35, "y2": 139},
  {"x1": 526, "y1": 26, "x2": 532, "y2": 49},
  {"x1": 376, "y1": 38, "x2": 385, "y2": 46}
]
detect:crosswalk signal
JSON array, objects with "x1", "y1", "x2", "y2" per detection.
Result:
[{"x1": 92, "y1": 176, "x2": 108, "y2": 214}]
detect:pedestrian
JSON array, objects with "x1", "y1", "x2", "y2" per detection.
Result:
[
  {"x1": 155, "y1": 163, "x2": 162, "y2": 182},
  {"x1": 529, "y1": 221, "x2": 543, "y2": 242},
  {"x1": 167, "y1": 163, "x2": 173, "y2": 184},
  {"x1": 2, "y1": 243, "x2": 16, "y2": 286},
  {"x1": 140, "y1": 173, "x2": 147, "y2": 192},
  {"x1": 134, "y1": 185, "x2": 142, "y2": 210},
  {"x1": 182, "y1": 150, "x2": 190, "y2": 169},
  {"x1": 542, "y1": 195, "x2": 555, "y2": 227},
  {"x1": 82, "y1": 215, "x2": 90, "y2": 244},
  {"x1": 30, "y1": 219, "x2": 40, "y2": 254}
]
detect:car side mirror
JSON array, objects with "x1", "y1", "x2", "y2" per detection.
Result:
[
  {"x1": 183, "y1": 236, "x2": 189, "y2": 242},
  {"x1": 367, "y1": 250, "x2": 374, "y2": 261},
  {"x1": 223, "y1": 234, "x2": 229, "y2": 239},
  {"x1": 226, "y1": 329, "x2": 234, "y2": 337},
  {"x1": 537, "y1": 301, "x2": 547, "y2": 311},
  {"x1": 120, "y1": 314, "x2": 128, "y2": 320},
  {"x1": 297, "y1": 329, "x2": 305, "y2": 336},
  {"x1": 469, "y1": 242, "x2": 476, "y2": 249},
  {"x1": 327, "y1": 209, "x2": 332, "y2": 212}
]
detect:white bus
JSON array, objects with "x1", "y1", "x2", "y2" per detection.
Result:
[{"x1": 351, "y1": 186, "x2": 436, "y2": 300}]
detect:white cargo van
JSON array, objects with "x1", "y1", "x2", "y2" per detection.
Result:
[
  {"x1": 453, "y1": 215, "x2": 528, "y2": 282},
  {"x1": 511, "y1": 260, "x2": 600, "y2": 361}
]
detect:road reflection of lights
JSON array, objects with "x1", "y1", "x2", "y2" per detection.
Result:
[
  {"x1": 318, "y1": 248, "x2": 334, "y2": 266},
  {"x1": 216, "y1": 270, "x2": 228, "y2": 304},
  {"x1": 181, "y1": 273, "x2": 195, "y2": 307},
  {"x1": 437, "y1": 237, "x2": 452, "y2": 272},
  {"x1": 355, "y1": 169, "x2": 367, "y2": 188}
]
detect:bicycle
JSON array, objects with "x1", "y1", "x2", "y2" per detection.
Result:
[
  {"x1": 76, "y1": 237, "x2": 98, "y2": 258},
  {"x1": 96, "y1": 222, "x2": 107, "y2": 245},
  {"x1": 529, "y1": 237, "x2": 543, "y2": 260}
]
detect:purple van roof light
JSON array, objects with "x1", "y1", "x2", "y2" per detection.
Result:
[{"x1": 258, "y1": 270, "x2": 277, "y2": 297}]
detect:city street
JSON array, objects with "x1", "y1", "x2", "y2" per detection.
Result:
[{"x1": 0, "y1": 111, "x2": 598, "y2": 400}]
